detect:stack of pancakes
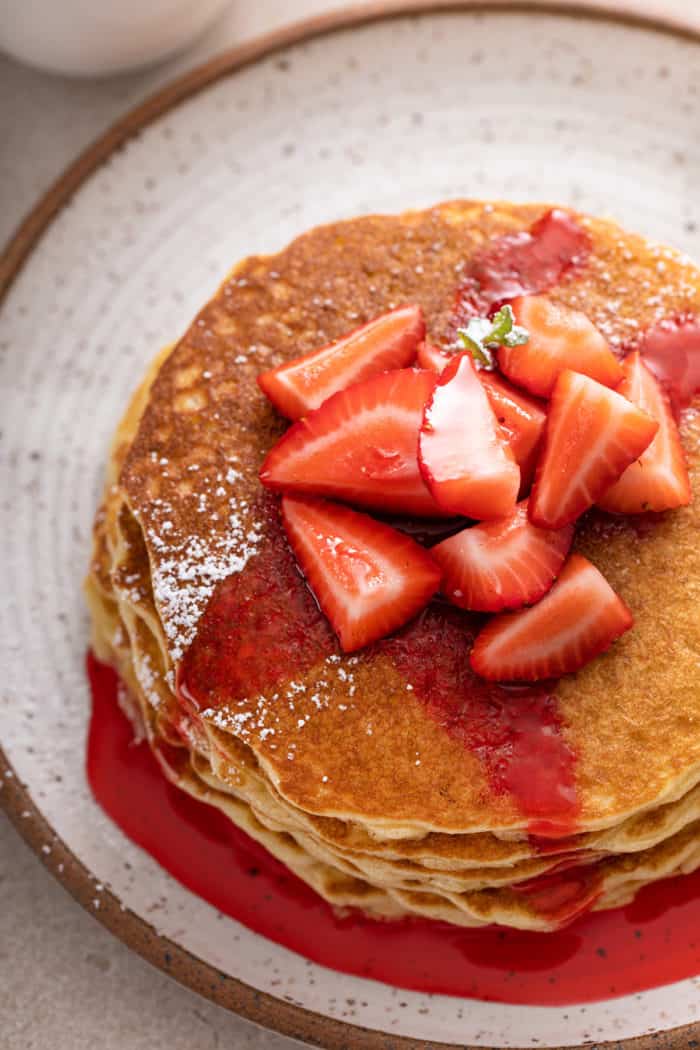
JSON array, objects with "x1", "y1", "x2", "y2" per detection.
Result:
[{"x1": 86, "y1": 201, "x2": 700, "y2": 931}]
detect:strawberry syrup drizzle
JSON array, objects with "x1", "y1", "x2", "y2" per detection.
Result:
[
  {"x1": 451, "y1": 208, "x2": 592, "y2": 331},
  {"x1": 87, "y1": 651, "x2": 700, "y2": 1005},
  {"x1": 178, "y1": 499, "x2": 338, "y2": 711},
  {"x1": 376, "y1": 605, "x2": 579, "y2": 836},
  {"x1": 635, "y1": 314, "x2": 700, "y2": 416}
]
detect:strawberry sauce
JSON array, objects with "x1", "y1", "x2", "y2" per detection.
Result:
[
  {"x1": 178, "y1": 500, "x2": 338, "y2": 710},
  {"x1": 452, "y1": 209, "x2": 592, "y2": 328},
  {"x1": 636, "y1": 314, "x2": 700, "y2": 415},
  {"x1": 87, "y1": 651, "x2": 700, "y2": 1005},
  {"x1": 377, "y1": 606, "x2": 579, "y2": 835}
]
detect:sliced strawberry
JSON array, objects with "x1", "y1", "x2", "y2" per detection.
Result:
[
  {"x1": 418, "y1": 354, "x2": 520, "y2": 519},
  {"x1": 281, "y1": 495, "x2": 441, "y2": 652},
  {"x1": 480, "y1": 372, "x2": 547, "y2": 482},
  {"x1": 417, "y1": 339, "x2": 450, "y2": 373},
  {"x1": 258, "y1": 305, "x2": 425, "y2": 419},
  {"x1": 416, "y1": 347, "x2": 546, "y2": 479},
  {"x1": 597, "y1": 352, "x2": 691, "y2": 513},
  {"x1": 260, "y1": 368, "x2": 448, "y2": 517},
  {"x1": 500, "y1": 295, "x2": 623, "y2": 398},
  {"x1": 470, "y1": 553, "x2": 633, "y2": 681},
  {"x1": 529, "y1": 370, "x2": 659, "y2": 529},
  {"x1": 432, "y1": 500, "x2": 574, "y2": 612}
]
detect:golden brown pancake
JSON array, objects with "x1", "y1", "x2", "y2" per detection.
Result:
[{"x1": 86, "y1": 200, "x2": 700, "y2": 930}]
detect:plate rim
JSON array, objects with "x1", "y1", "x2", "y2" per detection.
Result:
[{"x1": 1, "y1": 3, "x2": 699, "y2": 1048}]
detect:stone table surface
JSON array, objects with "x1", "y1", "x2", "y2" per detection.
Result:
[{"x1": 1, "y1": 1, "x2": 697, "y2": 1048}]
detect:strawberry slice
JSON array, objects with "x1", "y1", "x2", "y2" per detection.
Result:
[
  {"x1": 258, "y1": 305, "x2": 425, "y2": 419},
  {"x1": 597, "y1": 352, "x2": 691, "y2": 513},
  {"x1": 418, "y1": 354, "x2": 520, "y2": 519},
  {"x1": 415, "y1": 345, "x2": 546, "y2": 478},
  {"x1": 417, "y1": 339, "x2": 449, "y2": 373},
  {"x1": 281, "y1": 495, "x2": 441, "y2": 652},
  {"x1": 260, "y1": 368, "x2": 448, "y2": 517},
  {"x1": 500, "y1": 295, "x2": 623, "y2": 398},
  {"x1": 529, "y1": 370, "x2": 659, "y2": 529},
  {"x1": 432, "y1": 500, "x2": 574, "y2": 612},
  {"x1": 480, "y1": 372, "x2": 547, "y2": 482},
  {"x1": 470, "y1": 553, "x2": 633, "y2": 681}
]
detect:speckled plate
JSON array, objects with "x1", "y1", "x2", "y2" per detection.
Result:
[{"x1": 2, "y1": 4, "x2": 700, "y2": 1048}]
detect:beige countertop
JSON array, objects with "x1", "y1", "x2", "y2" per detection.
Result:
[{"x1": 1, "y1": 2, "x2": 697, "y2": 1048}]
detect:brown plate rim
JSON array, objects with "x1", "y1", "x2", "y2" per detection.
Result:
[{"x1": 1, "y1": 3, "x2": 699, "y2": 1048}]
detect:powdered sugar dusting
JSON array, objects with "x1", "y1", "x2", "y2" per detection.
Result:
[
  {"x1": 146, "y1": 492, "x2": 263, "y2": 662},
  {"x1": 200, "y1": 651, "x2": 361, "y2": 757}
]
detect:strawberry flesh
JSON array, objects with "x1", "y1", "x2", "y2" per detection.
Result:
[
  {"x1": 260, "y1": 368, "x2": 448, "y2": 517},
  {"x1": 416, "y1": 339, "x2": 448, "y2": 373},
  {"x1": 470, "y1": 553, "x2": 633, "y2": 681},
  {"x1": 281, "y1": 495, "x2": 441, "y2": 652},
  {"x1": 597, "y1": 352, "x2": 691, "y2": 513},
  {"x1": 433, "y1": 500, "x2": 574, "y2": 612},
  {"x1": 501, "y1": 295, "x2": 623, "y2": 398},
  {"x1": 418, "y1": 353, "x2": 520, "y2": 519},
  {"x1": 258, "y1": 304, "x2": 425, "y2": 419},
  {"x1": 480, "y1": 372, "x2": 547, "y2": 485},
  {"x1": 529, "y1": 370, "x2": 659, "y2": 529},
  {"x1": 417, "y1": 347, "x2": 546, "y2": 482}
]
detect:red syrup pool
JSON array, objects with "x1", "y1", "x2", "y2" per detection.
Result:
[
  {"x1": 450, "y1": 208, "x2": 592, "y2": 333},
  {"x1": 87, "y1": 651, "x2": 700, "y2": 1006}
]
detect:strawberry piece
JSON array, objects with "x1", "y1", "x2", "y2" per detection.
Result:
[
  {"x1": 480, "y1": 372, "x2": 547, "y2": 482},
  {"x1": 529, "y1": 370, "x2": 659, "y2": 529},
  {"x1": 500, "y1": 295, "x2": 623, "y2": 398},
  {"x1": 417, "y1": 340, "x2": 449, "y2": 373},
  {"x1": 260, "y1": 368, "x2": 448, "y2": 517},
  {"x1": 281, "y1": 495, "x2": 441, "y2": 652},
  {"x1": 470, "y1": 553, "x2": 633, "y2": 681},
  {"x1": 416, "y1": 346, "x2": 546, "y2": 479},
  {"x1": 597, "y1": 352, "x2": 691, "y2": 513},
  {"x1": 258, "y1": 305, "x2": 425, "y2": 419},
  {"x1": 418, "y1": 354, "x2": 520, "y2": 519},
  {"x1": 433, "y1": 500, "x2": 574, "y2": 612}
]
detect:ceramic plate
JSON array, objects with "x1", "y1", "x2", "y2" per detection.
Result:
[{"x1": 2, "y1": 4, "x2": 700, "y2": 1047}]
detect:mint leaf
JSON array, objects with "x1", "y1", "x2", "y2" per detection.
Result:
[
  {"x1": 458, "y1": 319, "x2": 496, "y2": 369},
  {"x1": 457, "y1": 305, "x2": 529, "y2": 370}
]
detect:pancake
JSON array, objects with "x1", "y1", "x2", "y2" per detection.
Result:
[{"x1": 86, "y1": 200, "x2": 700, "y2": 931}]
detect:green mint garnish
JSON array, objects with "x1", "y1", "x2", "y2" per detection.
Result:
[{"x1": 457, "y1": 305, "x2": 529, "y2": 370}]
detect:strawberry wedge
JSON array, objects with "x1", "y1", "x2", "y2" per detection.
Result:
[
  {"x1": 417, "y1": 340, "x2": 449, "y2": 373},
  {"x1": 501, "y1": 296, "x2": 623, "y2": 398},
  {"x1": 416, "y1": 345, "x2": 546, "y2": 477},
  {"x1": 260, "y1": 368, "x2": 448, "y2": 517},
  {"x1": 529, "y1": 370, "x2": 659, "y2": 529},
  {"x1": 597, "y1": 352, "x2": 691, "y2": 513},
  {"x1": 480, "y1": 373, "x2": 547, "y2": 481},
  {"x1": 258, "y1": 305, "x2": 425, "y2": 419},
  {"x1": 433, "y1": 500, "x2": 574, "y2": 612},
  {"x1": 281, "y1": 495, "x2": 441, "y2": 652},
  {"x1": 418, "y1": 354, "x2": 520, "y2": 519},
  {"x1": 470, "y1": 553, "x2": 633, "y2": 681}
]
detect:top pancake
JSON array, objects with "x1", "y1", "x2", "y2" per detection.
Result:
[{"x1": 120, "y1": 200, "x2": 700, "y2": 837}]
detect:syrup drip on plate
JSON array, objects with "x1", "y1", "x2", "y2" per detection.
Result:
[{"x1": 87, "y1": 652, "x2": 700, "y2": 1006}]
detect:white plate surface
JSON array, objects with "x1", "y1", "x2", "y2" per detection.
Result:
[{"x1": 1, "y1": 8, "x2": 700, "y2": 1047}]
